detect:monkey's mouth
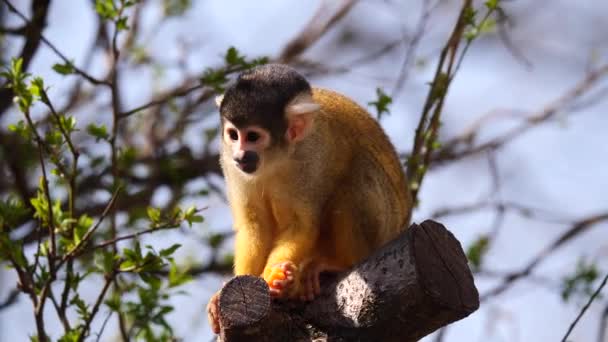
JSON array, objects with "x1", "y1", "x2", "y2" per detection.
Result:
[
  {"x1": 237, "y1": 161, "x2": 258, "y2": 174},
  {"x1": 234, "y1": 151, "x2": 259, "y2": 174}
]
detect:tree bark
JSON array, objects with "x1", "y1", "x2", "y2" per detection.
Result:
[{"x1": 216, "y1": 220, "x2": 479, "y2": 341}]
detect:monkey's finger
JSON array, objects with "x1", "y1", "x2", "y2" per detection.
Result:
[{"x1": 279, "y1": 261, "x2": 297, "y2": 273}]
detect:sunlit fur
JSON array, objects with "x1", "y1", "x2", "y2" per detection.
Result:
[{"x1": 219, "y1": 84, "x2": 412, "y2": 299}]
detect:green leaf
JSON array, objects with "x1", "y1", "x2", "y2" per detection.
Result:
[
  {"x1": 119, "y1": 259, "x2": 137, "y2": 272},
  {"x1": 104, "y1": 292, "x2": 121, "y2": 311},
  {"x1": 249, "y1": 56, "x2": 269, "y2": 67},
  {"x1": 116, "y1": 16, "x2": 130, "y2": 31},
  {"x1": 201, "y1": 68, "x2": 228, "y2": 93},
  {"x1": 479, "y1": 18, "x2": 497, "y2": 34},
  {"x1": 95, "y1": 0, "x2": 118, "y2": 19},
  {"x1": 94, "y1": 250, "x2": 115, "y2": 274},
  {"x1": 561, "y1": 258, "x2": 600, "y2": 302},
  {"x1": 52, "y1": 62, "x2": 75, "y2": 75},
  {"x1": 183, "y1": 206, "x2": 204, "y2": 227},
  {"x1": 147, "y1": 207, "x2": 161, "y2": 223},
  {"x1": 368, "y1": 87, "x2": 392, "y2": 119},
  {"x1": 45, "y1": 130, "x2": 63, "y2": 146},
  {"x1": 207, "y1": 233, "x2": 225, "y2": 249},
  {"x1": 29, "y1": 77, "x2": 44, "y2": 98},
  {"x1": 8, "y1": 120, "x2": 31, "y2": 139},
  {"x1": 466, "y1": 235, "x2": 489, "y2": 271},
  {"x1": 159, "y1": 243, "x2": 181, "y2": 258},
  {"x1": 0, "y1": 234, "x2": 28, "y2": 267},
  {"x1": 70, "y1": 294, "x2": 90, "y2": 320},
  {"x1": 168, "y1": 261, "x2": 192, "y2": 287},
  {"x1": 86, "y1": 123, "x2": 110, "y2": 141},
  {"x1": 118, "y1": 147, "x2": 137, "y2": 169},
  {"x1": 73, "y1": 214, "x2": 93, "y2": 245},
  {"x1": 77, "y1": 214, "x2": 94, "y2": 231},
  {"x1": 225, "y1": 46, "x2": 246, "y2": 66},
  {"x1": 162, "y1": 0, "x2": 192, "y2": 16},
  {"x1": 140, "y1": 273, "x2": 162, "y2": 290},
  {"x1": 58, "y1": 329, "x2": 80, "y2": 342},
  {"x1": 484, "y1": 0, "x2": 499, "y2": 10},
  {"x1": 0, "y1": 196, "x2": 31, "y2": 229},
  {"x1": 463, "y1": 5, "x2": 477, "y2": 26},
  {"x1": 59, "y1": 115, "x2": 77, "y2": 133}
]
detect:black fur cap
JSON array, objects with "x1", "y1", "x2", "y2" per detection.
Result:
[{"x1": 219, "y1": 64, "x2": 312, "y2": 141}]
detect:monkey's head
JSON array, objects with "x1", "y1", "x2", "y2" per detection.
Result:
[{"x1": 217, "y1": 64, "x2": 320, "y2": 176}]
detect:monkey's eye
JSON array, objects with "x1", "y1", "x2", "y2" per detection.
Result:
[
  {"x1": 246, "y1": 131, "x2": 260, "y2": 142},
  {"x1": 227, "y1": 128, "x2": 238, "y2": 141}
]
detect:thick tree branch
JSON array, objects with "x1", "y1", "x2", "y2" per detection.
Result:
[{"x1": 214, "y1": 220, "x2": 479, "y2": 341}]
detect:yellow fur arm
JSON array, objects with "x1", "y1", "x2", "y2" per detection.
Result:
[{"x1": 232, "y1": 202, "x2": 273, "y2": 276}]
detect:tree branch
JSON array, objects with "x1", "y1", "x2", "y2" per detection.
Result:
[
  {"x1": 214, "y1": 220, "x2": 479, "y2": 341},
  {"x1": 278, "y1": 0, "x2": 359, "y2": 63},
  {"x1": 481, "y1": 212, "x2": 608, "y2": 301}
]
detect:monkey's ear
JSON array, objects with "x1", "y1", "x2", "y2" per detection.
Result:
[
  {"x1": 285, "y1": 94, "x2": 320, "y2": 143},
  {"x1": 215, "y1": 95, "x2": 224, "y2": 108}
]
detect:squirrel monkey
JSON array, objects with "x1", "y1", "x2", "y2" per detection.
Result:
[{"x1": 207, "y1": 64, "x2": 412, "y2": 333}]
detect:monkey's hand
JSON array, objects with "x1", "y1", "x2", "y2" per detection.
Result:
[
  {"x1": 264, "y1": 261, "x2": 296, "y2": 298},
  {"x1": 206, "y1": 291, "x2": 221, "y2": 334}
]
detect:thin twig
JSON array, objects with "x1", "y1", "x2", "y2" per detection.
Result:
[
  {"x1": 47, "y1": 287, "x2": 71, "y2": 332},
  {"x1": 407, "y1": 0, "x2": 473, "y2": 204},
  {"x1": 23, "y1": 110, "x2": 57, "y2": 269},
  {"x1": 58, "y1": 188, "x2": 121, "y2": 267},
  {"x1": 482, "y1": 213, "x2": 608, "y2": 301},
  {"x1": 119, "y1": 83, "x2": 205, "y2": 118},
  {"x1": 599, "y1": 305, "x2": 608, "y2": 342},
  {"x1": 1, "y1": 0, "x2": 110, "y2": 86},
  {"x1": 278, "y1": 0, "x2": 359, "y2": 62},
  {"x1": 77, "y1": 272, "x2": 116, "y2": 342},
  {"x1": 435, "y1": 63, "x2": 608, "y2": 163},
  {"x1": 81, "y1": 226, "x2": 166, "y2": 255},
  {"x1": 561, "y1": 272, "x2": 608, "y2": 342},
  {"x1": 392, "y1": 0, "x2": 438, "y2": 98},
  {"x1": 0, "y1": 289, "x2": 20, "y2": 310}
]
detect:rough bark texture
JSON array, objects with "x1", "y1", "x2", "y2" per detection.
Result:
[{"x1": 216, "y1": 220, "x2": 479, "y2": 341}]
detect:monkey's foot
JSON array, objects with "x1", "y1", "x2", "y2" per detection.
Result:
[
  {"x1": 300, "y1": 262, "x2": 346, "y2": 301},
  {"x1": 264, "y1": 261, "x2": 296, "y2": 298},
  {"x1": 206, "y1": 291, "x2": 220, "y2": 334}
]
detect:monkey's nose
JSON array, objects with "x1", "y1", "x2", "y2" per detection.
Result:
[{"x1": 234, "y1": 151, "x2": 259, "y2": 173}]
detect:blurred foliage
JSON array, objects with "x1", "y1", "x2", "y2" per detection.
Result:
[
  {"x1": 466, "y1": 235, "x2": 490, "y2": 272},
  {"x1": 0, "y1": 0, "x2": 269, "y2": 338},
  {"x1": 368, "y1": 87, "x2": 392, "y2": 120},
  {"x1": 561, "y1": 258, "x2": 601, "y2": 303}
]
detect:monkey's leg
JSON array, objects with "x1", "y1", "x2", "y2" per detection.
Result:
[{"x1": 309, "y1": 186, "x2": 374, "y2": 301}]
